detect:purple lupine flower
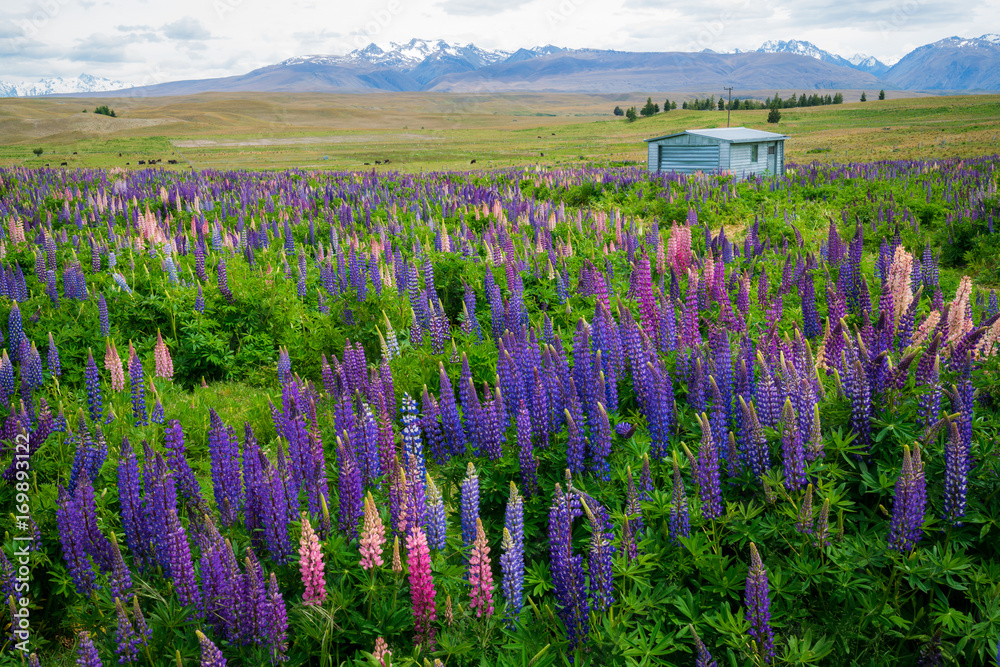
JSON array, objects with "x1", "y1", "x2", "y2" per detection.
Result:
[
  {"x1": 690, "y1": 624, "x2": 718, "y2": 667},
  {"x1": 738, "y1": 397, "x2": 769, "y2": 480},
  {"x1": 117, "y1": 438, "x2": 149, "y2": 568},
  {"x1": 438, "y1": 363, "x2": 466, "y2": 456},
  {"x1": 337, "y1": 440, "x2": 364, "y2": 540},
  {"x1": 460, "y1": 462, "x2": 480, "y2": 552},
  {"x1": 421, "y1": 386, "x2": 448, "y2": 465},
  {"x1": 114, "y1": 597, "x2": 141, "y2": 664},
  {"x1": 0, "y1": 351, "x2": 15, "y2": 404},
  {"x1": 634, "y1": 252, "x2": 659, "y2": 338},
  {"x1": 943, "y1": 417, "x2": 970, "y2": 526},
  {"x1": 208, "y1": 409, "x2": 243, "y2": 526},
  {"x1": 639, "y1": 453, "x2": 654, "y2": 501},
  {"x1": 780, "y1": 398, "x2": 807, "y2": 490},
  {"x1": 745, "y1": 543, "x2": 775, "y2": 663},
  {"x1": 196, "y1": 630, "x2": 227, "y2": 667},
  {"x1": 515, "y1": 400, "x2": 538, "y2": 496},
  {"x1": 127, "y1": 343, "x2": 147, "y2": 426},
  {"x1": 56, "y1": 485, "x2": 97, "y2": 595},
  {"x1": 76, "y1": 631, "x2": 104, "y2": 667},
  {"x1": 165, "y1": 508, "x2": 202, "y2": 612},
  {"x1": 500, "y1": 482, "x2": 525, "y2": 625},
  {"x1": 425, "y1": 473, "x2": 448, "y2": 550},
  {"x1": 580, "y1": 493, "x2": 615, "y2": 612},
  {"x1": 694, "y1": 415, "x2": 723, "y2": 520},
  {"x1": 264, "y1": 572, "x2": 289, "y2": 663},
  {"x1": 108, "y1": 533, "x2": 132, "y2": 601},
  {"x1": 548, "y1": 483, "x2": 589, "y2": 652},
  {"x1": 478, "y1": 388, "x2": 504, "y2": 461},
  {"x1": 615, "y1": 422, "x2": 635, "y2": 439},
  {"x1": 163, "y1": 419, "x2": 203, "y2": 507},
  {"x1": 888, "y1": 444, "x2": 926, "y2": 552},
  {"x1": 217, "y1": 258, "x2": 234, "y2": 303},
  {"x1": 195, "y1": 282, "x2": 205, "y2": 314},
  {"x1": 590, "y1": 403, "x2": 612, "y2": 480},
  {"x1": 8, "y1": 302, "x2": 25, "y2": 362}
]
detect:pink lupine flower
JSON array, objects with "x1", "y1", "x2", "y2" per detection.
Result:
[
  {"x1": 153, "y1": 330, "x2": 173, "y2": 380},
  {"x1": 298, "y1": 514, "x2": 326, "y2": 605},
  {"x1": 360, "y1": 491, "x2": 386, "y2": 570},
  {"x1": 372, "y1": 637, "x2": 391, "y2": 666},
  {"x1": 468, "y1": 518, "x2": 495, "y2": 619},
  {"x1": 406, "y1": 526, "x2": 436, "y2": 649},
  {"x1": 105, "y1": 339, "x2": 125, "y2": 391}
]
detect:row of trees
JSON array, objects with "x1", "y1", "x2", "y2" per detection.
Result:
[{"x1": 614, "y1": 91, "x2": 850, "y2": 119}]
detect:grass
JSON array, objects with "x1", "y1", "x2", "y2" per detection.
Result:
[{"x1": 0, "y1": 92, "x2": 998, "y2": 172}]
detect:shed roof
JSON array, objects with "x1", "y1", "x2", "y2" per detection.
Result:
[{"x1": 644, "y1": 127, "x2": 789, "y2": 144}]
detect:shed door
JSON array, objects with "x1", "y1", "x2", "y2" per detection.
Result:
[
  {"x1": 767, "y1": 143, "x2": 776, "y2": 173},
  {"x1": 658, "y1": 146, "x2": 719, "y2": 173}
]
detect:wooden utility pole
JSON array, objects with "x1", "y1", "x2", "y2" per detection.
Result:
[{"x1": 723, "y1": 87, "x2": 733, "y2": 127}]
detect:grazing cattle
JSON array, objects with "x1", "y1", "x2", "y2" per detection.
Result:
[
  {"x1": 540, "y1": 153, "x2": 544, "y2": 157},
  {"x1": 364, "y1": 162, "x2": 370, "y2": 165},
  {"x1": 167, "y1": 159, "x2": 178, "y2": 164},
  {"x1": 125, "y1": 162, "x2": 129, "y2": 165},
  {"x1": 375, "y1": 160, "x2": 382, "y2": 165},
  {"x1": 537, "y1": 136, "x2": 541, "y2": 139},
  {"x1": 138, "y1": 160, "x2": 145, "y2": 165},
  {"x1": 551, "y1": 133, "x2": 555, "y2": 136},
  {"x1": 118, "y1": 153, "x2": 122, "y2": 157},
  {"x1": 470, "y1": 159, "x2": 477, "y2": 164},
  {"x1": 384, "y1": 159, "x2": 391, "y2": 164},
  {"x1": 60, "y1": 162, "x2": 67, "y2": 166},
  {"x1": 72, "y1": 152, "x2": 77, "y2": 155},
  {"x1": 45, "y1": 163, "x2": 49, "y2": 167}
]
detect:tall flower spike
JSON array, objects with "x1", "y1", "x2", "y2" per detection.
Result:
[
  {"x1": 460, "y1": 462, "x2": 480, "y2": 552},
  {"x1": 780, "y1": 398, "x2": 807, "y2": 490},
  {"x1": 154, "y1": 330, "x2": 173, "y2": 380},
  {"x1": 694, "y1": 414, "x2": 723, "y2": 520},
  {"x1": 689, "y1": 624, "x2": 718, "y2": 667},
  {"x1": 360, "y1": 491, "x2": 386, "y2": 569},
  {"x1": 76, "y1": 631, "x2": 104, "y2": 667},
  {"x1": 299, "y1": 513, "x2": 326, "y2": 605},
  {"x1": 888, "y1": 444, "x2": 926, "y2": 552},
  {"x1": 669, "y1": 451, "x2": 690, "y2": 544},
  {"x1": 468, "y1": 518, "x2": 495, "y2": 618},
  {"x1": 745, "y1": 543, "x2": 775, "y2": 664},
  {"x1": 795, "y1": 484, "x2": 814, "y2": 534},
  {"x1": 196, "y1": 630, "x2": 227, "y2": 667},
  {"x1": 406, "y1": 527, "x2": 436, "y2": 649}
]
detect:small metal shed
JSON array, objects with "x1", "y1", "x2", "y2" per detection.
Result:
[{"x1": 644, "y1": 127, "x2": 788, "y2": 179}]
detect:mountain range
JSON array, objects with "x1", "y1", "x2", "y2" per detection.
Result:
[{"x1": 3, "y1": 34, "x2": 999, "y2": 98}]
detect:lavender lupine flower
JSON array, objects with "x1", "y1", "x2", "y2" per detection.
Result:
[
  {"x1": 943, "y1": 417, "x2": 970, "y2": 526},
  {"x1": 0, "y1": 351, "x2": 15, "y2": 404},
  {"x1": 548, "y1": 483, "x2": 589, "y2": 652},
  {"x1": 98, "y1": 293, "x2": 110, "y2": 337},
  {"x1": 515, "y1": 400, "x2": 538, "y2": 496},
  {"x1": 581, "y1": 494, "x2": 615, "y2": 613},
  {"x1": 217, "y1": 258, "x2": 234, "y2": 303},
  {"x1": 196, "y1": 630, "x2": 227, "y2": 667},
  {"x1": 745, "y1": 543, "x2": 775, "y2": 664},
  {"x1": 195, "y1": 283, "x2": 205, "y2": 314},
  {"x1": 438, "y1": 363, "x2": 465, "y2": 455},
  {"x1": 615, "y1": 422, "x2": 635, "y2": 439},
  {"x1": 590, "y1": 403, "x2": 613, "y2": 480},
  {"x1": 780, "y1": 398, "x2": 807, "y2": 491},
  {"x1": 888, "y1": 444, "x2": 926, "y2": 552},
  {"x1": 461, "y1": 462, "x2": 480, "y2": 552},
  {"x1": 425, "y1": 474, "x2": 448, "y2": 550},
  {"x1": 114, "y1": 598, "x2": 141, "y2": 664},
  {"x1": 83, "y1": 351, "x2": 103, "y2": 423},
  {"x1": 127, "y1": 343, "x2": 147, "y2": 426},
  {"x1": 625, "y1": 466, "x2": 644, "y2": 534},
  {"x1": 56, "y1": 485, "x2": 97, "y2": 595},
  {"x1": 337, "y1": 440, "x2": 364, "y2": 539},
  {"x1": 565, "y1": 408, "x2": 587, "y2": 476},
  {"x1": 689, "y1": 624, "x2": 718, "y2": 667},
  {"x1": 669, "y1": 452, "x2": 691, "y2": 544},
  {"x1": 76, "y1": 631, "x2": 103, "y2": 667},
  {"x1": 264, "y1": 572, "x2": 289, "y2": 663},
  {"x1": 694, "y1": 415, "x2": 723, "y2": 520},
  {"x1": 208, "y1": 409, "x2": 243, "y2": 527},
  {"x1": 165, "y1": 508, "x2": 202, "y2": 612}
]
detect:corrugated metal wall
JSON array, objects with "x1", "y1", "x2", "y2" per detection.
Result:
[
  {"x1": 647, "y1": 143, "x2": 659, "y2": 173},
  {"x1": 657, "y1": 146, "x2": 720, "y2": 174}
]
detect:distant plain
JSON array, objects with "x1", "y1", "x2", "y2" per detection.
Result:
[{"x1": 0, "y1": 91, "x2": 997, "y2": 172}]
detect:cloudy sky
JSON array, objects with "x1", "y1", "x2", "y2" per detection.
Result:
[{"x1": 0, "y1": 0, "x2": 996, "y2": 83}]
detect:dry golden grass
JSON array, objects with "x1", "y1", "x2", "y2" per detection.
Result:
[{"x1": 1, "y1": 91, "x2": 996, "y2": 172}]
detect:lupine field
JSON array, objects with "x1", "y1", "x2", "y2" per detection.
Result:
[{"x1": 1, "y1": 157, "x2": 1000, "y2": 667}]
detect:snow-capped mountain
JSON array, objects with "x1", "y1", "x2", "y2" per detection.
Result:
[
  {"x1": 340, "y1": 38, "x2": 510, "y2": 70},
  {"x1": 0, "y1": 73, "x2": 132, "y2": 98},
  {"x1": 847, "y1": 54, "x2": 890, "y2": 76},
  {"x1": 885, "y1": 34, "x2": 1000, "y2": 90}
]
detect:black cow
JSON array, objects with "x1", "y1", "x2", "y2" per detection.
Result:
[
  {"x1": 72, "y1": 152, "x2": 77, "y2": 155},
  {"x1": 470, "y1": 159, "x2": 477, "y2": 164},
  {"x1": 167, "y1": 159, "x2": 178, "y2": 164},
  {"x1": 375, "y1": 160, "x2": 382, "y2": 165},
  {"x1": 138, "y1": 160, "x2": 145, "y2": 165},
  {"x1": 60, "y1": 162, "x2": 67, "y2": 166}
]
